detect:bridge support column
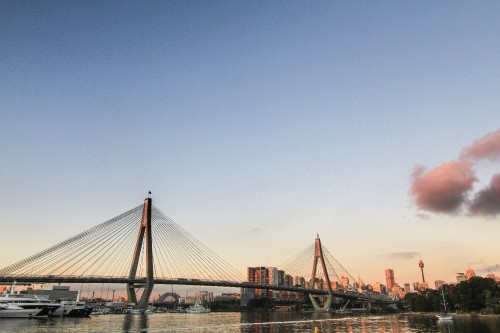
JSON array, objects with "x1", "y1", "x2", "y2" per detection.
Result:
[
  {"x1": 127, "y1": 198, "x2": 154, "y2": 308},
  {"x1": 308, "y1": 236, "x2": 333, "y2": 311}
]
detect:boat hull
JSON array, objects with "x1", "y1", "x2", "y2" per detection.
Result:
[
  {"x1": 0, "y1": 308, "x2": 41, "y2": 318},
  {"x1": 436, "y1": 314, "x2": 453, "y2": 321}
]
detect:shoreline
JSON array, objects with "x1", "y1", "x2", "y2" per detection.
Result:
[{"x1": 401, "y1": 312, "x2": 500, "y2": 318}]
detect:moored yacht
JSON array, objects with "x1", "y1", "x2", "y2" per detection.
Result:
[
  {"x1": 52, "y1": 300, "x2": 92, "y2": 317},
  {"x1": 185, "y1": 303, "x2": 210, "y2": 314},
  {"x1": 0, "y1": 304, "x2": 42, "y2": 318},
  {"x1": 0, "y1": 284, "x2": 60, "y2": 317},
  {"x1": 51, "y1": 291, "x2": 92, "y2": 317}
]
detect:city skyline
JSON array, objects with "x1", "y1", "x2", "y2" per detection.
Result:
[{"x1": 1, "y1": 2, "x2": 500, "y2": 288}]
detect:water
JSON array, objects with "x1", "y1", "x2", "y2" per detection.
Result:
[{"x1": 0, "y1": 313, "x2": 499, "y2": 333}]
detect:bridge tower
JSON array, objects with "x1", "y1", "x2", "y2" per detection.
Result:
[
  {"x1": 309, "y1": 235, "x2": 333, "y2": 311},
  {"x1": 126, "y1": 197, "x2": 154, "y2": 308}
]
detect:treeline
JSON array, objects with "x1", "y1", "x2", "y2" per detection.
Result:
[{"x1": 400, "y1": 277, "x2": 500, "y2": 314}]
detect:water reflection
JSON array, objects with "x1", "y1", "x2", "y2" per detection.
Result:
[
  {"x1": 437, "y1": 320, "x2": 453, "y2": 333},
  {"x1": 121, "y1": 314, "x2": 149, "y2": 332},
  {"x1": 1, "y1": 313, "x2": 500, "y2": 333}
]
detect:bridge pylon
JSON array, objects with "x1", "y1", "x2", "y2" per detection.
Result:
[
  {"x1": 309, "y1": 235, "x2": 333, "y2": 311},
  {"x1": 127, "y1": 197, "x2": 154, "y2": 308}
]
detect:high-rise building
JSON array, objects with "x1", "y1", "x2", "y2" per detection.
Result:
[
  {"x1": 293, "y1": 276, "x2": 305, "y2": 287},
  {"x1": 247, "y1": 266, "x2": 269, "y2": 298},
  {"x1": 194, "y1": 291, "x2": 213, "y2": 303},
  {"x1": 466, "y1": 267, "x2": 476, "y2": 280},
  {"x1": 373, "y1": 282, "x2": 383, "y2": 293},
  {"x1": 278, "y1": 270, "x2": 285, "y2": 286},
  {"x1": 268, "y1": 267, "x2": 279, "y2": 286},
  {"x1": 385, "y1": 269, "x2": 395, "y2": 290},
  {"x1": 341, "y1": 276, "x2": 350, "y2": 290},
  {"x1": 456, "y1": 273, "x2": 466, "y2": 283},
  {"x1": 435, "y1": 280, "x2": 446, "y2": 289}
]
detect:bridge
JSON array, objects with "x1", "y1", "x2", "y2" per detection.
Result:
[{"x1": 0, "y1": 197, "x2": 393, "y2": 310}]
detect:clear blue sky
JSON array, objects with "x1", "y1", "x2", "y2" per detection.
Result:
[{"x1": 1, "y1": 1, "x2": 500, "y2": 287}]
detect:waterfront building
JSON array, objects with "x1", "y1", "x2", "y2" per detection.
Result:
[
  {"x1": 22, "y1": 285, "x2": 78, "y2": 301},
  {"x1": 214, "y1": 293, "x2": 239, "y2": 302},
  {"x1": 404, "y1": 283, "x2": 411, "y2": 294}
]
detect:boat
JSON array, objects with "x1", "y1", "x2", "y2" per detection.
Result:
[
  {"x1": 52, "y1": 300, "x2": 92, "y2": 317},
  {"x1": 51, "y1": 291, "x2": 92, "y2": 317},
  {"x1": 185, "y1": 303, "x2": 210, "y2": 314},
  {"x1": 436, "y1": 286, "x2": 453, "y2": 321},
  {"x1": 0, "y1": 283, "x2": 61, "y2": 317},
  {"x1": 0, "y1": 304, "x2": 42, "y2": 318}
]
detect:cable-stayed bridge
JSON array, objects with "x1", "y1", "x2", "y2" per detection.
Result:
[{"x1": 0, "y1": 197, "x2": 393, "y2": 310}]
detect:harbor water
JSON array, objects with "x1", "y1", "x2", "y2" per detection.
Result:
[{"x1": 0, "y1": 312, "x2": 499, "y2": 333}]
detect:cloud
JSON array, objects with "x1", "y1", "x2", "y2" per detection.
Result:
[
  {"x1": 469, "y1": 174, "x2": 500, "y2": 216},
  {"x1": 460, "y1": 129, "x2": 500, "y2": 162},
  {"x1": 410, "y1": 128, "x2": 500, "y2": 217},
  {"x1": 411, "y1": 161, "x2": 476, "y2": 213},
  {"x1": 416, "y1": 213, "x2": 431, "y2": 220},
  {"x1": 384, "y1": 252, "x2": 421, "y2": 260}
]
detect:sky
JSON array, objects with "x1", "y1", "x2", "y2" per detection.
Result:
[{"x1": 1, "y1": 1, "x2": 500, "y2": 291}]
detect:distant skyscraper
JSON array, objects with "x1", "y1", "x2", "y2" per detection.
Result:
[
  {"x1": 247, "y1": 266, "x2": 270, "y2": 298},
  {"x1": 466, "y1": 267, "x2": 476, "y2": 280},
  {"x1": 341, "y1": 276, "x2": 349, "y2": 289},
  {"x1": 374, "y1": 282, "x2": 383, "y2": 293},
  {"x1": 268, "y1": 267, "x2": 279, "y2": 286},
  {"x1": 385, "y1": 269, "x2": 395, "y2": 290},
  {"x1": 293, "y1": 276, "x2": 305, "y2": 287},
  {"x1": 456, "y1": 273, "x2": 466, "y2": 283},
  {"x1": 435, "y1": 280, "x2": 445, "y2": 289},
  {"x1": 418, "y1": 260, "x2": 426, "y2": 283}
]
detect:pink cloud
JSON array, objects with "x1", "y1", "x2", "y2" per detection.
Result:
[
  {"x1": 411, "y1": 161, "x2": 476, "y2": 213},
  {"x1": 460, "y1": 129, "x2": 500, "y2": 162},
  {"x1": 469, "y1": 174, "x2": 500, "y2": 216}
]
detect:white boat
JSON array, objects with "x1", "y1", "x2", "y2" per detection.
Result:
[
  {"x1": 0, "y1": 283, "x2": 60, "y2": 317},
  {"x1": 0, "y1": 304, "x2": 42, "y2": 318},
  {"x1": 436, "y1": 313, "x2": 453, "y2": 321},
  {"x1": 436, "y1": 286, "x2": 453, "y2": 321},
  {"x1": 51, "y1": 291, "x2": 92, "y2": 317},
  {"x1": 52, "y1": 300, "x2": 92, "y2": 317},
  {"x1": 185, "y1": 303, "x2": 210, "y2": 314}
]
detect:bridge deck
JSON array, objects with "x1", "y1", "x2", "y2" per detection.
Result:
[{"x1": 0, "y1": 275, "x2": 393, "y2": 303}]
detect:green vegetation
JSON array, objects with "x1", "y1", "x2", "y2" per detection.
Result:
[{"x1": 400, "y1": 277, "x2": 500, "y2": 314}]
